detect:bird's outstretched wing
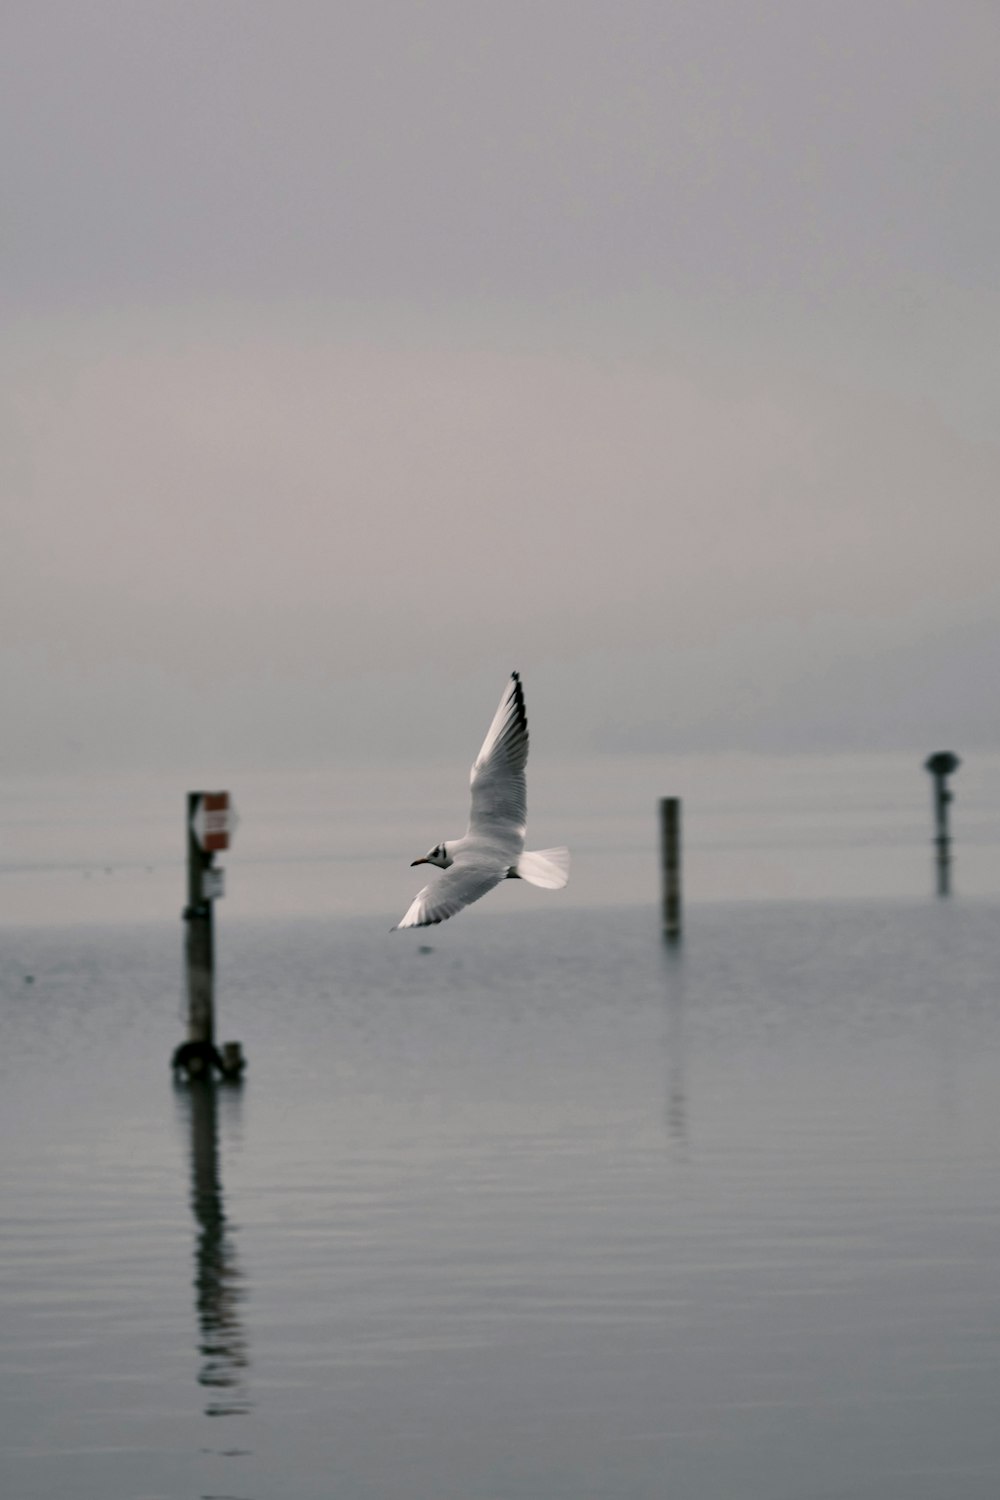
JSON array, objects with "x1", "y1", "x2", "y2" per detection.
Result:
[
  {"x1": 394, "y1": 861, "x2": 504, "y2": 929},
  {"x1": 467, "y1": 671, "x2": 528, "y2": 842}
]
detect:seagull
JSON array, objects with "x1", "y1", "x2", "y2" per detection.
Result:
[{"x1": 394, "y1": 671, "x2": 570, "y2": 930}]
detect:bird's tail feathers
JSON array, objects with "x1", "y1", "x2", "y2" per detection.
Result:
[{"x1": 516, "y1": 847, "x2": 570, "y2": 889}]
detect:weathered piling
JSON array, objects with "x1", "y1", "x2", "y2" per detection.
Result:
[
  {"x1": 174, "y1": 791, "x2": 244, "y2": 1081},
  {"x1": 660, "y1": 797, "x2": 682, "y2": 941},
  {"x1": 924, "y1": 752, "x2": 960, "y2": 897},
  {"x1": 185, "y1": 791, "x2": 217, "y2": 1054}
]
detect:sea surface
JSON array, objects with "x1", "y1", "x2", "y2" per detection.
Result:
[{"x1": 2, "y1": 753, "x2": 1000, "y2": 1499}]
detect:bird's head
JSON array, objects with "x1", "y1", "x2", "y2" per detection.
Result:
[{"x1": 411, "y1": 841, "x2": 452, "y2": 869}]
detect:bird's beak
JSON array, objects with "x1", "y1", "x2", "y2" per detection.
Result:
[{"x1": 410, "y1": 857, "x2": 429, "y2": 866}]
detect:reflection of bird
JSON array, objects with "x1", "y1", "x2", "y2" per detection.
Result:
[{"x1": 395, "y1": 671, "x2": 570, "y2": 930}]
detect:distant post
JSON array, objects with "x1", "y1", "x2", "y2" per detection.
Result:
[
  {"x1": 660, "y1": 797, "x2": 682, "y2": 941},
  {"x1": 924, "y1": 752, "x2": 960, "y2": 897},
  {"x1": 174, "y1": 792, "x2": 244, "y2": 1080},
  {"x1": 185, "y1": 792, "x2": 217, "y2": 1050}
]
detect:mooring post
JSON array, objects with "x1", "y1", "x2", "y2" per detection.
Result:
[
  {"x1": 660, "y1": 796, "x2": 682, "y2": 941},
  {"x1": 924, "y1": 752, "x2": 960, "y2": 897},
  {"x1": 174, "y1": 791, "x2": 245, "y2": 1081},
  {"x1": 185, "y1": 791, "x2": 216, "y2": 1052}
]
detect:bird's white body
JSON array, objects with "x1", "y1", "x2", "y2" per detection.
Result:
[{"x1": 394, "y1": 672, "x2": 570, "y2": 929}]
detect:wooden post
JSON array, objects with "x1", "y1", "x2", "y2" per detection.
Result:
[
  {"x1": 660, "y1": 797, "x2": 682, "y2": 941},
  {"x1": 185, "y1": 791, "x2": 216, "y2": 1053},
  {"x1": 174, "y1": 791, "x2": 245, "y2": 1081},
  {"x1": 924, "y1": 752, "x2": 960, "y2": 897}
]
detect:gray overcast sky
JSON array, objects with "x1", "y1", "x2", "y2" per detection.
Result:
[{"x1": 3, "y1": 0, "x2": 999, "y2": 772}]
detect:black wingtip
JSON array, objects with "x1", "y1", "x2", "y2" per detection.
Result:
[{"x1": 510, "y1": 670, "x2": 527, "y2": 735}]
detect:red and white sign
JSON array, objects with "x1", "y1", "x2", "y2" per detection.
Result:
[{"x1": 191, "y1": 792, "x2": 237, "y2": 853}]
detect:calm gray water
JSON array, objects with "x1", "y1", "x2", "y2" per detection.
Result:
[
  {"x1": 3, "y1": 897, "x2": 1000, "y2": 1500},
  {"x1": 2, "y1": 755, "x2": 1000, "y2": 1498}
]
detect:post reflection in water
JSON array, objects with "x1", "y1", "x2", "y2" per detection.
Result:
[
  {"x1": 661, "y1": 939, "x2": 688, "y2": 1152},
  {"x1": 177, "y1": 1078, "x2": 252, "y2": 1419}
]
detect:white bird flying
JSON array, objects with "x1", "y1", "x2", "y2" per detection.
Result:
[{"x1": 394, "y1": 671, "x2": 570, "y2": 930}]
